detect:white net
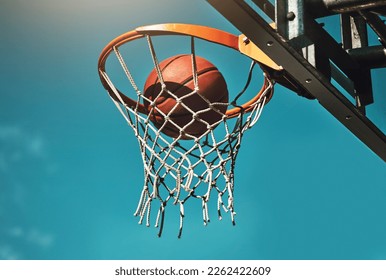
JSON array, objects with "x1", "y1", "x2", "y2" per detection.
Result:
[{"x1": 99, "y1": 35, "x2": 273, "y2": 238}]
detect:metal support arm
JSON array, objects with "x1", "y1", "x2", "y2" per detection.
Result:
[{"x1": 207, "y1": 0, "x2": 386, "y2": 161}]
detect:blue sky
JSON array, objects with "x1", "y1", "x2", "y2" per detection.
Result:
[{"x1": 0, "y1": 0, "x2": 385, "y2": 260}]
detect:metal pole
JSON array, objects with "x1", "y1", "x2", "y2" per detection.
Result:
[
  {"x1": 358, "y1": 10, "x2": 386, "y2": 47},
  {"x1": 349, "y1": 45, "x2": 386, "y2": 68},
  {"x1": 323, "y1": 0, "x2": 386, "y2": 13},
  {"x1": 305, "y1": 0, "x2": 386, "y2": 17}
]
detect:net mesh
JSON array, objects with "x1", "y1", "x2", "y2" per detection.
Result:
[{"x1": 99, "y1": 35, "x2": 273, "y2": 238}]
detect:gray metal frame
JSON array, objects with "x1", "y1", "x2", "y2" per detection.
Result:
[{"x1": 207, "y1": 0, "x2": 386, "y2": 161}]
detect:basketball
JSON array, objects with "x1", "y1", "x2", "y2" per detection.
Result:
[{"x1": 143, "y1": 54, "x2": 228, "y2": 139}]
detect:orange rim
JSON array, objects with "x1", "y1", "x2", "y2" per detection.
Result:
[{"x1": 98, "y1": 23, "x2": 274, "y2": 118}]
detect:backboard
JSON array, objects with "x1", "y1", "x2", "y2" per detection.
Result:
[{"x1": 207, "y1": 0, "x2": 386, "y2": 161}]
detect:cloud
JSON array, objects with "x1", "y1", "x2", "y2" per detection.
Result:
[
  {"x1": 0, "y1": 126, "x2": 22, "y2": 139},
  {"x1": 0, "y1": 124, "x2": 54, "y2": 259},
  {"x1": 0, "y1": 227, "x2": 55, "y2": 259},
  {"x1": 0, "y1": 226, "x2": 55, "y2": 260},
  {"x1": 7, "y1": 227, "x2": 54, "y2": 248},
  {"x1": 0, "y1": 125, "x2": 46, "y2": 167},
  {"x1": 26, "y1": 228, "x2": 54, "y2": 248},
  {"x1": 0, "y1": 125, "x2": 49, "y2": 207},
  {"x1": 7, "y1": 227, "x2": 23, "y2": 238},
  {"x1": 0, "y1": 245, "x2": 20, "y2": 260},
  {"x1": 27, "y1": 137, "x2": 45, "y2": 157}
]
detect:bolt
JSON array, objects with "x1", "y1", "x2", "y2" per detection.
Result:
[
  {"x1": 286, "y1": 11, "x2": 296, "y2": 21},
  {"x1": 243, "y1": 37, "x2": 250, "y2": 45}
]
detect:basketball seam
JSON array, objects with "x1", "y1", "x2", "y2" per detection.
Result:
[
  {"x1": 149, "y1": 54, "x2": 187, "y2": 98},
  {"x1": 149, "y1": 55, "x2": 219, "y2": 99}
]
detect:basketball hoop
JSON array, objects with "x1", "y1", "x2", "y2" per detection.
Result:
[{"x1": 98, "y1": 23, "x2": 277, "y2": 237}]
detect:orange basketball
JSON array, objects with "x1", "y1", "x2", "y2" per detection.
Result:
[{"x1": 143, "y1": 54, "x2": 228, "y2": 139}]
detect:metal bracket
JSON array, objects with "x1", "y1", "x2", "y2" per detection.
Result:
[
  {"x1": 341, "y1": 14, "x2": 374, "y2": 111},
  {"x1": 207, "y1": 0, "x2": 386, "y2": 161}
]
